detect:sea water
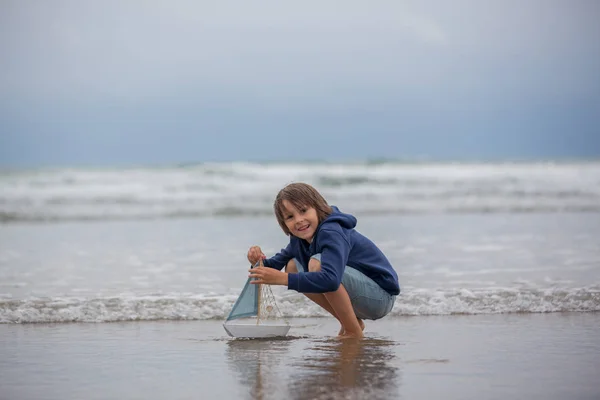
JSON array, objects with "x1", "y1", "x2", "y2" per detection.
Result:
[
  {"x1": 1, "y1": 161, "x2": 599, "y2": 399},
  {"x1": 1, "y1": 161, "x2": 599, "y2": 323},
  {"x1": 2, "y1": 160, "x2": 599, "y2": 223}
]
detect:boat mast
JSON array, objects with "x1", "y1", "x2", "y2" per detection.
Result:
[{"x1": 256, "y1": 259, "x2": 263, "y2": 325}]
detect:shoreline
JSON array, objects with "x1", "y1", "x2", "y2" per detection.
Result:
[{"x1": 1, "y1": 309, "x2": 599, "y2": 325}]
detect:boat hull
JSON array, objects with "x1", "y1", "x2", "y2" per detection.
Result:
[{"x1": 223, "y1": 323, "x2": 291, "y2": 338}]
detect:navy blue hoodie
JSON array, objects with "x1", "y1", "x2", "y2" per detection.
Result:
[{"x1": 263, "y1": 206, "x2": 400, "y2": 295}]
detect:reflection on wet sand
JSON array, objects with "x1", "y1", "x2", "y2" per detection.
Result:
[
  {"x1": 225, "y1": 336, "x2": 400, "y2": 400},
  {"x1": 289, "y1": 338, "x2": 400, "y2": 400},
  {"x1": 225, "y1": 337, "x2": 293, "y2": 400}
]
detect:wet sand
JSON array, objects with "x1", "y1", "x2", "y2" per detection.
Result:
[{"x1": 1, "y1": 312, "x2": 599, "y2": 400}]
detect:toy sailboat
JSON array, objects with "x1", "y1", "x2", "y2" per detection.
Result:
[{"x1": 223, "y1": 260, "x2": 291, "y2": 338}]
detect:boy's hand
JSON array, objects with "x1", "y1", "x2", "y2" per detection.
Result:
[
  {"x1": 247, "y1": 246, "x2": 266, "y2": 265},
  {"x1": 248, "y1": 266, "x2": 288, "y2": 286}
]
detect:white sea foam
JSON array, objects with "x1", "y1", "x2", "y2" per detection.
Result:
[
  {"x1": 2, "y1": 161, "x2": 600, "y2": 222},
  {"x1": 2, "y1": 286, "x2": 599, "y2": 323}
]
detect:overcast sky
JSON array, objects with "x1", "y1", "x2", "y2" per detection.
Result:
[{"x1": 1, "y1": 0, "x2": 599, "y2": 167}]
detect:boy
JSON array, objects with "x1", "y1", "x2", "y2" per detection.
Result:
[{"x1": 247, "y1": 183, "x2": 399, "y2": 338}]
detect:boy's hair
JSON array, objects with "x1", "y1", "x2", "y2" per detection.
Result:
[{"x1": 274, "y1": 182, "x2": 332, "y2": 235}]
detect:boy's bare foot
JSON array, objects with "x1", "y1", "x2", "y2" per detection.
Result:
[
  {"x1": 338, "y1": 318, "x2": 365, "y2": 336},
  {"x1": 338, "y1": 330, "x2": 364, "y2": 339}
]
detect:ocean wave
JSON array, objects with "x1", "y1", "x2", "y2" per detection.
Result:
[
  {"x1": 2, "y1": 161, "x2": 600, "y2": 223},
  {"x1": 2, "y1": 287, "x2": 599, "y2": 324},
  {"x1": 3, "y1": 206, "x2": 600, "y2": 224}
]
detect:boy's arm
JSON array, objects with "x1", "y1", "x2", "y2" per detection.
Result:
[
  {"x1": 287, "y1": 229, "x2": 350, "y2": 293},
  {"x1": 262, "y1": 243, "x2": 293, "y2": 271}
]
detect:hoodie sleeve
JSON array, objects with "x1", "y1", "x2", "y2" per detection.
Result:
[
  {"x1": 287, "y1": 229, "x2": 350, "y2": 293},
  {"x1": 262, "y1": 243, "x2": 293, "y2": 271}
]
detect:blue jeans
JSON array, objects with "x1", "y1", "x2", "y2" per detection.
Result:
[{"x1": 295, "y1": 254, "x2": 396, "y2": 320}]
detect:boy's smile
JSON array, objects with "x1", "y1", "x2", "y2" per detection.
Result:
[{"x1": 281, "y1": 200, "x2": 319, "y2": 242}]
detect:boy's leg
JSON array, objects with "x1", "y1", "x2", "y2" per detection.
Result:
[
  {"x1": 286, "y1": 259, "x2": 341, "y2": 322},
  {"x1": 308, "y1": 258, "x2": 364, "y2": 338}
]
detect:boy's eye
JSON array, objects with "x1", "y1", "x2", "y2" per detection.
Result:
[
  {"x1": 285, "y1": 215, "x2": 293, "y2": 220},
  {"x1": 300, "y1": 208, "x2": 307, "y2": 213}
]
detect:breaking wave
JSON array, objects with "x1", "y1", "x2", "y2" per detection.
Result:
[
  {"x1": 2, "y1": 286, "x2": 599, "y2": 323},
  {"x1": 2, "y1": 160, "x2": 600, "y2": 223}
]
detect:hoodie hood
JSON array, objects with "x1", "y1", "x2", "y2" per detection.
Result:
[{"x1": 321, "y1": 206, "x2": 357, "y2": 229}]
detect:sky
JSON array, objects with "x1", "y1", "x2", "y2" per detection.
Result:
[{"x1": 1, "y1": 0, "x2": 599, "y2": 167}]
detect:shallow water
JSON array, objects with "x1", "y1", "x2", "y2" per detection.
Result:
[
  {"x1": 1, "y1": 213, "x2": 599, "y2": 323},
  {"x1": 1, "y1": 313, "x2": 599, "y2": 400},
  {"x1": 1, "y1": 208, "x2": 599, "y2": 399}
]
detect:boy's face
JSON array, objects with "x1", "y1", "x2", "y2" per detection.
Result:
[{"x1": 281, "y1": 200, "x2": 319, "y2": 242}]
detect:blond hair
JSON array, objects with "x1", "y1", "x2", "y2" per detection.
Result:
[{"x1": 274, "y1": 183, "x2": 332, "y2": 235}]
